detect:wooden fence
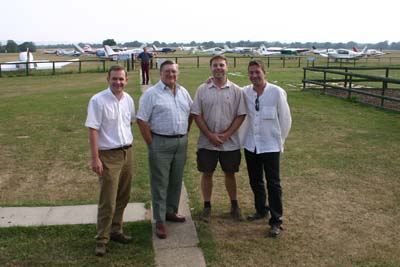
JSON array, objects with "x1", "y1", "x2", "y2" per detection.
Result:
[{"x1": 302, "y1": 66, "x2": 400, "y2": 112}]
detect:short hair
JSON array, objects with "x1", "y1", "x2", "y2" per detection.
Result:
[
  {"x1": 160, "y1": 60, "x2": 176, "y2": 72},
  {"x1": 209, "y1": 55, "x2": 228, "y2": 66},
  {"x1": 248, "y1": 60, "x2": 266, "y2": 72},
  {"x1": 108, "y1": 65, "x2": 127, "y2": 77}
]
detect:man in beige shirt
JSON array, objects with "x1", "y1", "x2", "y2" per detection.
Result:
[{"x1": 191, "y1": 55, "x2": 247, "y2": 222}]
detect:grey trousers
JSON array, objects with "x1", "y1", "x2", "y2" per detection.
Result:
[{"x1": 148, "y1": 135, "x2": 188, "y2": 223}]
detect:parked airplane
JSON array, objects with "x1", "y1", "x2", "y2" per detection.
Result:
[
  {"x1": 73, "y1": 44, "x2": 105, "y2": 57},
  {"x1": 311, "y1": 46, "x2": 336, "y2": 55},
  {"x1": 0, "y1": 49, "x2": 79, "y2": 72},
  {"x1": 353, "y1": 47, "x2": 387, "y2": 57},
  {"x1": 319, "y1": 47, "x2": 368, "y2": 60},
  {"x1": 223, "y1": 45, "x2": 256, "y2": 54},
  {"x1": 257, "y1": 44, "x2": 309, "y2": 56},
  {"x1": 196, "y1": 46, "x2": 225, "y2": 55},
  {"x1": 103, "y1": 45, "x2": 148, "y2": 60},
  {"x1": 151, "y1": 45, "x2": 176, "y2": 53},
  {"x1": 179, "y1": 45, "x2": 197, "y2": 53}
]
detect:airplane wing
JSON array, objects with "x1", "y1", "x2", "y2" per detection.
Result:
[{"x1": 35, "y1": 59, "x2": 79, "y2": 70}]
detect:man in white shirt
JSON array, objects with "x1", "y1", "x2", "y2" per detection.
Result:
[
  {"x1": 85, "y1": 65, "x2": 136, "y2": 256},
  {"x1": 137, "y1": 60, "x2": 193, "y2": 239},
  {"x1": 242, "y1": 60, "x2": 292, "y2": 237}
]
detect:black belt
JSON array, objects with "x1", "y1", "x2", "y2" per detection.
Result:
[
  {"x1": 152, "y1": 132, "x2": 186, "y2": 138},
  {"x1": 109, "y1": 144, "x2": 132, "y2": 151}
]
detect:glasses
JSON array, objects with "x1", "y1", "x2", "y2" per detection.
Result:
[{"x1": 255, "y1": 95, "x2": 259, "y2": 111}]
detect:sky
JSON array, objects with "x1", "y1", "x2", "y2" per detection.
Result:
[{"x1": 1, "y1": 0, "x2": 398, "y2": 45}]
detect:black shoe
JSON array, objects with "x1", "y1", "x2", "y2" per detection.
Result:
[
  {"x1": 247, "y1": 212, "x2": 267, "y2": 221},
  {"x1": 200, "y1": 207, "x2": 211, "y2": 223},
  {"x1": 269, "y1": 225, "x2": 283, "y2": 238}
]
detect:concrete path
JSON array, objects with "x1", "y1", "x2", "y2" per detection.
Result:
[
  {"x1": 0, "y1": 203, "x2": 147, "y2": 228},
  {"x1": 152, "y1": 184, "x2": 206, "y2": 267}
]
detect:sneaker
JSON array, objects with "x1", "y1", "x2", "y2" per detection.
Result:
[
  {"x1": 200, "y1": 207, "x2": 211, "y2": 223},
  {"x1": 95, "y1": 243, "x2": 107, "y2": 257},
  {"x1": 230, "y1": 207, "x2": 244, "y2": 221},
  {"x1": 269, "y1": 225, "x2": 283, "y2": 238},
  {"x1": 247, "y1": 212, "x2": 267, "y2": 221},
  {"x1": 110, "y1": 233, "x2": 133, "y2": 244}
]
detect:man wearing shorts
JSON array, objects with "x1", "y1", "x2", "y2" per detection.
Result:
[{"x1": 191, "y1": 55, "x2": 247, "y2": 222}]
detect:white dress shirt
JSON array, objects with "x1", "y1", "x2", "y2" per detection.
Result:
[
  {"x1": 85, "y1": 88, "x2": 135, "y2": 150},
  {"x1": 242, "y1": 83, "x2": 291, "y2": 153},
  {"x1": 136, "y1": 81, "x2": 192, "y2": 135}
]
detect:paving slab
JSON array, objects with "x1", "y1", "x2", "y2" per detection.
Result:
[
  {"x1": 0, "y1": 203, "x2": 147, "y2": 228},
  {"x1": 152, "y1": 184, "x2": 206, "y2": 267}
]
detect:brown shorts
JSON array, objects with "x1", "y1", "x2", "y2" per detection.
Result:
[{"x1": 196, "y1": 149, "x2": 241, "y2": 173}]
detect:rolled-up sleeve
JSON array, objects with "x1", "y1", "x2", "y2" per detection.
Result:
[{"x1": 85, "y1": 97, "x2": 102, "y2": 130}]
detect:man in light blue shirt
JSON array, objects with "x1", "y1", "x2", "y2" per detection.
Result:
[{"x1": 137, "y1": 60, "x2": 193, "y2": 239}]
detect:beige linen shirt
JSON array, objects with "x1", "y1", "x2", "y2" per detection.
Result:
[{"x1": 191, "y1": 80, "x2": 247, "y2": 151}]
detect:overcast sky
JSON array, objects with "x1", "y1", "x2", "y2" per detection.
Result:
[{"x1": 1, "y1": 0, "x2": 398, "y2": 45}]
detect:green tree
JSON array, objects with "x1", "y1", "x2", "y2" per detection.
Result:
[
  {"x1": 5, "y1": 40, "x2": 18, "y2": 53},
  {"x1": 18, "y1": 42, "x2": 37, "y2": 52},
  {"x1": 102, "y1": 39, "x2": 116, "y2": 46}
]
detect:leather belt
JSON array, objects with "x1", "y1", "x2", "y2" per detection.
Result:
[
  {"x1": 152, "y1": 132, "x2": 186, "y2": 138},
  {"x1": 109, "y1": 144, "x2": 132, "y2": 151}
]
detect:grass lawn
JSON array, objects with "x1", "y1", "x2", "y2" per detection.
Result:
[{"x1": 0, "y1": 60, "x2": 399, "y2": 266}]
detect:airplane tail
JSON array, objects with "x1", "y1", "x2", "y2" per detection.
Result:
[
  {"x1": 73, "y1": 44, "x2": 86, "y2": 54},
  {"x1": 352, "y1": 47, "x2": 359, "y2": 52},
  {"x1": 361, "y1": 46, "x2": 368, "y2": 54},
  {"x1": 152, "y1": 45, "x2": 157, "y2": 51},
  {"x1": 104, "y1": 45, "x2": 117, "y2": 57},
  {"x1": 223, "y1": 45, "x2": 230, "y2": 50}
]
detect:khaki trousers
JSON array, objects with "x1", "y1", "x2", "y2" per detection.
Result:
[{"x1": 96, "y1": 147, "x2": 133, "y2": 244}]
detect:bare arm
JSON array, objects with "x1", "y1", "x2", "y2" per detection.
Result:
[
  {"x1": 137, "y1": 119, "x2": 153, "y2": 145},
  {"x1": 193, "y1": 114, "x2": 224, "y2": 146},
  {"x1": 187, "y1": 114, "x2": 194, "y2": 132},
  {"x1": 89, "y1": 128, "x2": 103, "y2": 176}
]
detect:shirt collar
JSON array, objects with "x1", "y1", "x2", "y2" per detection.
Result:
[{"x1": 207, "y1": 79, "x2": 231, "y2": 90}]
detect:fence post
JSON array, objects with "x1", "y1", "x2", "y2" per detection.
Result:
[
  {"x1": 344, "y1": 67, "x2": 348, "y2": 88},
  {"x1": 282, "y1": 57, "x2": 285, "y2": 68},
  {"x1": 234, "y1": 57, "x2": 237, "y2": 68},
  {"x1": 197, "y1": 56, "x2": 199, "y2": 68},
  {"x1": 381, "y1": 81, "x2": 387, "y2": 107},
  {"x1": 52, "y1": 61, "x2": 55, "y2": 75},
  {"x1": 323, "y1": 71, "x2": 327, "y2": 94},
  {"x1": 79, "y1": 61, "x2": 82, "y2": 73},
  {"x1": 298, "y1": 57, "x2": 301, "y2": 68},
  {"x1": 302, "y1": 68, "x2": 306, "y2": 90},
  {"x1": 385, "y1": 67, "x2": 389, "y2": 78},
  {"x1": 348, "y1": 75, "x2": 353, "y2": 99},
  {"x1": 0, "y1": 64, "x2": 2, "y2": 78},
  {"x1": 103, "y1": 60, "x2": 106, "y2": 72},
  {"x1": 267, "y1": 57, "x2": 270, "y2": 68}
]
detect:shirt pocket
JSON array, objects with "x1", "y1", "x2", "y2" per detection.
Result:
[{"x1": 261, "y1": 106, "x2": 277, "y2": 120}]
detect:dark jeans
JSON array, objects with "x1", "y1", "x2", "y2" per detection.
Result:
[
  {"x1": 244, "y1": 149, "x2": 282, "y2": 226},
  {"x1": 141, "y1": 62, "x2": 150, "y2": 84}
]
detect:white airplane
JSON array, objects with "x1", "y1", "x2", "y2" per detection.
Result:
[
  {"x1": 223, "y1": 45, "x2": 255, "y2": 54},
  {"x1": 0, "y1": 49, "x2": 79, "y2": 72},
  {"x1": 319, "y1": 47, "x2": 368, "y2": 60},
  {"x1": 196, "y1": 46, "x2": 225, "y2": 55},
  {"x1": 353, "y1": 47, "x2": 388, "y2": 57},
  {"x1": 103, "y1": 44, "x2": 147, "y2": 60},
  {"x1": 312, "y1": 46, "x2": 336, "y2": 55},
  {"x1": 43, "y1": 48, "x2": 81, "y2": 56},
  {"x1": 73, "y1": 44, "x2": 106, "y2": 57},
  {"x1": 257, "y1": 44, "x2": 309, "y2": 56},
  {"x1": 179, "y1": 45, "x2": 198, "y2": 54}
]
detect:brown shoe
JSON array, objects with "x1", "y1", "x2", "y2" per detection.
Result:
[
  {"x1": 95, "y1": 243, "x2": 107, "y2": 257},
  {"x1": 156, "y1": 223, "x2": 167, "y2": 239},
  {"x1": 110, "y1": 233, "x2": 133, "y2": 244},
  {"x1": 166, "y1": 213, "x2": 186, "y2": 223}
]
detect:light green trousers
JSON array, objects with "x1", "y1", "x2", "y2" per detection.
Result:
[
  {"x1": 148, "y1": 135, "x2": 188, "y2": 223},
  {"x1": 96, "y1": 147, "x2": 133, "y2": 244}
]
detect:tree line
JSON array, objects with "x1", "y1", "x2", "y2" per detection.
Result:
[{"x1": 2, "y1": 39, "x2": 400, "y2": 52}]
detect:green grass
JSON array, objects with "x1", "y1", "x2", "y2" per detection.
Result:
[
  {"x1": 0, "y1": 221, "x2": 154, "y2": 267},
  {"x1": 1, "y1": 62, "x2": 400, "y2": 266}
]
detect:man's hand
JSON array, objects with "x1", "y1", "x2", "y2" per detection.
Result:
[
  {"x1": 91, "y1": 157, "x2": 103, "y2": 176},
  {"x1": 208, "y1": 133, "x2": 224, "y2": 147}
]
